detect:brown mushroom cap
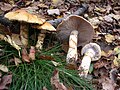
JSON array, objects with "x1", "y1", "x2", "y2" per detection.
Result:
[
  {"x1": 32, "y1": 22, "x2": 56, "y2": 31},
  {"x1": 4, "y1": 9, "x2": 45, "y2": 24},
  {"x1": 57, "y1": 15, "x2": 94, "y2": 47},
  {"x1": 81, "y1": 43, "x2": 101, "y2": 61}
]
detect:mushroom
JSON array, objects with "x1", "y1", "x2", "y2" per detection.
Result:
[
  {"x1": 79, "y1": 43, "x2": 101, "y2": 78},
  {"x1": 57, "y1": 15, "x2": 94, "y2": 64},
  {"x1": 4, "y1": 9, "x2": 46, "y2": 47},
  {"x1": 32, "y1": 21, "x2": 56, "y2": 50}
]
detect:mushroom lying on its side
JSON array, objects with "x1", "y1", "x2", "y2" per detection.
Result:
[
  {"x1": 78, "y1": 43, "x2": 101, "y2": 78},
  {"x1": 57, "y1": 15, "x2": 94, "y2": 64}
]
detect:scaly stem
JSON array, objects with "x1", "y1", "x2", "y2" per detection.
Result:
[
  {"x1": 79, "y1": 55, "x2": 91, "y2": 78},
  {"x1": 79, "y1": 49, "x2": 95, "y2": 78},
  {"x1": 66, "y1": 30, "x2": 78, "y2": 64},
  {"x1": 20, "y1": 23, "x2": 28, "y2": 47}
]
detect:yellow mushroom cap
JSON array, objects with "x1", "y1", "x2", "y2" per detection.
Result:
[
  {"x1": 32, "y1": 22, "x2": 56, "y2": 32},
  {"x1": 5, "y1": 9, "x2": 45, "y2": 24}
]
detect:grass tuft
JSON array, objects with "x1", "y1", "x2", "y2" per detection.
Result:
[{"x1": 0, "y1": 41, "x2": 93, "y2": 90}]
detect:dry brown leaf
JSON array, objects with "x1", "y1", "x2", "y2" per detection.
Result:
[
  {"x1": 29, "y1": 46, "x2": 36, "y2": 60},
  {"x1": 105, "y1": 34, "x2": 115, "y2": 43},
  {"x1": 94, "y1": 60, "x2": 110, "y2": 69},
  {"x1": 0, "y1": 74, "x2": 12, "y2": 90},
  {"x1": 0, "y1": 65, "x2": 8, "y2": 73},
  {"x1": 11, "y1": 34, "x2": 23, "y2": 46},
  {"x1": 22, "y1": 48, "x2": 30, "y2": 62},
  {"x1": 37, "y1": 4, "x2": 49, "y2": 9},
  {"x1": 51, "y1": 69, "x2": 67, "y2": 90},
  {"x1": 99, "y1": 76, "x2": 116, "y2": 90},
  {"x1": 0, "y1": 2, "x2": 13, "y2": 11},
  {"x1": 0, "y1": 34, "x2": 5, "y2": 40},
  {"x1": 42, "y1": 86, "x2": 48, "y2": 90},
  {"x1": 4, "y1": 35, "x2": 21, "y2": 51},
  {"x1": 14, "y1": 57, "x2": 22, "y2": 66},
  {"x1": 51, "y1": 61, "x2": 60, "y2": 66},
  {"x1": 39, "y1": 55, "x2": 54, "y2": 61}
]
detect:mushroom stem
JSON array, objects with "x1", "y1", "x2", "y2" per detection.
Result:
[
  {"x1": 66, "y1": 30, "x2": 78, "y2": 64},
  {"x1": 20, "y1": 23, "x2": 28, "y2": 47},
  {"x1": 35, "y1": 33, "x2": 45, "y2": 50},
  {"x1": 79, "y1": 50, "x2": 95, "y2": 77},
  {"x1": 79, "y1": 43, "x2": 101, "y2": 78}
]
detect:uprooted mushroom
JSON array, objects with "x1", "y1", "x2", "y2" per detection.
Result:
[
  {"x1": 4, "y1": 9, "x2": 56, "y2": 51},
  {"x1": 57, "y1": 15, "x2": 94, "y2": 65}
]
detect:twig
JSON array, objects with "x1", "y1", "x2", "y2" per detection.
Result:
[{"x1": 47, "y1": 4, "x2": 88, "y2": 27}]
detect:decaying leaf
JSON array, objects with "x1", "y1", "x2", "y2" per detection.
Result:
[
  {"x1": 22, "y1": 48, "x2": 30, "y2": 62},
  {"x1": 0, "y1": 34, "x2": 5, "y2": 40},
  {"x1": 0, "y1": 2, "x2": 13, "y2": 11},
  {"x1": 113, "y1": 46, "x2": 120, "y2": 67},
  {"x1": 0, "y1": 74, "x2": 12, "y2": 90},
  {"x1": 51, "y1": 61, "x2": 60, "y2": 66},
  {"x1": 0, "y1": 65, "x2": 8, "y2": 72},
  {"x1": 39, "y1": 55, "x2": 55, "y2": 61},
  {"x1": 4, "y1": 35, "x2": 21, "y2": 51},
  {"x1": 99, "y1": 76, "x2": 116, "y2": 90},
  {"x1": 29, "y1": 46, "x2": 36, "y2": 60},
  {"x1": 51, "y1": 69, "x2": 67, "y2": 90},
  {"x1": 14, "y1": 57, "x2": 22, "y2": 66},
  {"x1": 105, "y1": 34, "x2": 115, "y2": 43},
  {"x1": 11, "y1": 34, "x2": 23, "y2": 46},
  {"x1": 42, "y1": 86, "x2": 48, "y2": 90}
]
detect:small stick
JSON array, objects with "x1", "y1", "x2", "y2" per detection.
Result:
[{"x1": 47, "y1": 4, "x2": 88, "y2": 27}]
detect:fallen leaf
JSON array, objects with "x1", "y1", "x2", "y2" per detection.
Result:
[
  {"x1": 47, "y1": 9, "x2": 60, "y2": 15},
  {"x1": 29, "y1": 46, "x2": 36, "y2": 60},
  {"x1": 65, "y1": 64, "x2": 77, "y2": 70},
  {"x1": 51, "y1": 69, "x2": 67, "y2": 90},
  {"x1": 22, "y1": 48, "x2": 30, "y2": 62},
  {"x1": 114, "y1": 46, "x2": 120, "y2": 55},
  {"x1": 11, "y1": 34, "x2": 23, "y2": 46},
  {"x1": 51, "y1": 61, "x2": 60, "y2": 66},
  {"x1": 94, "y1": 60, "x2": 109, "y2": 69},
  {"x1": 113, "y1": 56, "x2": 120, "y2": 67},
  {"x1": 0, "y1": 74, "x2": 12, "y2": 90},
  {"x1": 14, "y1": 57, "x2": 22, "y2": 66},
  {"x1": 110, "y1": 68, "x2": 118, "y2": 83},
  {"x1": 39, "y1": 55, "x2": 55, "y2": 61},
  {"x1": 0, "y1": 2, "x2": 13, "y2": 11},
  {"x1": 104, "y1": 15, "x2": 113, "y2": 23},
  {"x1": 99, "y1": 76, "x2": 116, "y2": 90},
  {"x1": 37, "y1": 4, "x2": 49, "y2": 9},
  {"x1": 105, "y1": 34, "x2": 115, "y2": 43},
  {"x1": 42, "y1": 86, "x2": 48, "y2": 90},
  {"x1": 0, "y1": 65, "x2": 8, "y2": 72}
]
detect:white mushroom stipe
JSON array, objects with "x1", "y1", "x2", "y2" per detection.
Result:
[
  {"x1": 66, "y1": 30, "x2": 78, "y2": 64},
  {"x1": 79, "y1": 43, "x2": 101, "y2": 78}
]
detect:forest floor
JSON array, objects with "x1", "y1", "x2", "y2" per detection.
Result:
[{"x1": 0, "y1": 0, "x2": 120, "y2": 90}]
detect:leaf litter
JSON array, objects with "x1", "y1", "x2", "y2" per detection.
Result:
[{"x1": 0, "y1": 0, "x2": 119, "y2": 89}]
